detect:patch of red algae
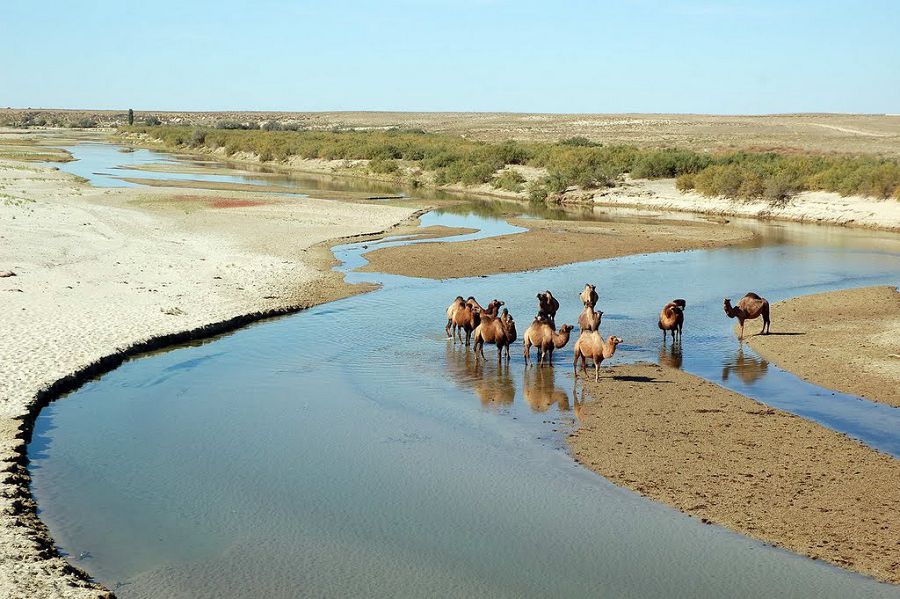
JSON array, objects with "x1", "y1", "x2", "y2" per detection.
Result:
[
  {"x1": 208, "y1": 198, "x2": 268, "y2": 208},
  {"x1": 172, "y1": 195, "x2": 270, "y2": 209}
]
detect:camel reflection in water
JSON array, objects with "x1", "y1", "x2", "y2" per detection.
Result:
[
  {"x1": 523, "y1": 366, "x2": 570, "y2": 412},
  {"x1": 443, "y1": 345, "x2": 572, "y2": 413},
  {"x1": 658, "y1": 340, "x2": 683, "y2": 369},
  {"x1": 722, "y1": 346, "x2": 769, "y2": 385}
]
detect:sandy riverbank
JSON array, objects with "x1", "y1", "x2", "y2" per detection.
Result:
[
  {"x1": 588, "y1": 178, "x2": 900, "y2": 232},
  {"x1": 569, "y1": 363, "x2": 900, "y2": 585},
  {"x1": 358, "y1": 214, "x2": 755, "y2": 279},
  {"x1": 0, "y1": 154, "x2": 417, "y2": 597},
  {"x1": 745, "y1": 286, "x2": 900, "y2": 408}
]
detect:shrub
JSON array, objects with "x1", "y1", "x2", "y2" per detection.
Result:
[
  {"x1": 560, "y1": 136, "x2": 599, "y2": 147},
  {"x1": 491, "y1": 169, "x2": 526, "y2": 192},
  {"x1": 144, "y1": 115, "x2": 161, "y2": 126},
  {"x1": 261, "y1": 121, "x2": 284, "y2": 131},
  {"x1": 68, "y1": 118, "x2": 97, "y2": 129},
  {"x1": 528, "y1": 183, "x2": 549, "y2": 203},
  {"x1": 675, "y1": 173, "x2": 695, "y2": 192},
  {"x1": 190, "y1": 128, "x2": 206, "y2": 146},
  {"x1": 369, "y1": 157, "x2": 399, "y2": 174}
]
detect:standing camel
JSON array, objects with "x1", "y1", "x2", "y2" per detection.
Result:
[
  {"x1": 523, "y1": 319, "x2": 574, "y2": 366},
  {"x1": 452, "y1": 299, "x2": 503, "y2": 346},
  {"x1": 537, "y1": 291, "x2": 560, "y2": 327},
  {"x1": 573, "y1": 331, "x2": 623, "y2": 382},
  {"x1": 580, "y1": 283, "x2": 599, "y2": 308},
  {"x1": 724, "y1": 293, "x2": 771, "y2": 339},
  {"x1": 658, "y1": 299, "x2": 686, "y2": 341},
  {"x1": 578, "y1": 306, "x2": 602, "y2": 332},
  {"x1": 474, "y1": 312, "x2": 517, "y2": 362},
  {"x1": 445, "y1": 296, "x2": 465, "y2": 338}
]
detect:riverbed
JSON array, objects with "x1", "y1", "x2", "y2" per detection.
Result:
[{"x1": 29, "y1": 142, "x2": 900, "y2": 597}]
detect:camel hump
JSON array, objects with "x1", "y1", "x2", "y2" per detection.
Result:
[
  {"x1": 672, "y1": 299, "x2": 687, "y2": 308},
  {"x1": 744, "y1": 292, "x2": 762, "y2": 300}
]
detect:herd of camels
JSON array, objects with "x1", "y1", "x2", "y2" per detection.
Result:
[{"x1": 445, "y1": 284, "x2": 771, "y2": 382}]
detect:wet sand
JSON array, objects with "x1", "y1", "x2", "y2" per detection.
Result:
[
  {"x1": 569, "y1": 362, "x2": 900, "y2": 585},
  {"x1": 746, "y1": 286, "x2": 900, "y2": 408},
  {"x1": 0, "y1": 149, "x2": 417, "y2": 598},
  {"x1": 359, "y1": 215, "x2": 755, "y2": 279}
]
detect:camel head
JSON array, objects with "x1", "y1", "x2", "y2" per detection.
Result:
[
  {"x1": 723, "y1": 298, "x2": 735, "y2": 317},
  {"x1": 672, "y1": 299, "x2": 687, "y2": 309},
  {"x1": 454, "y1": 295, "x2": 465, "y2": 302},
  {"x1": 608, "y1": 336, "x2": 623, "y2": 347},
  {"x1": 559, "y1": 324, "x2": 574, "y2": 334}
]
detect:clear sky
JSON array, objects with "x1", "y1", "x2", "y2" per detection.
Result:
[{"x1": 2, "y1": 0, "x2": 897, "y2": 114}]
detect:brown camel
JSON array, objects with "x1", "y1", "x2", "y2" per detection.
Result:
[
  {"x1": 445, "y1": 296, "x2": 465, "y2": 338},
  {"x1": 724, "y1": 292, "x2": 771, "y2": 339},
  {"x1": 537, "y1": 290, "x2": 560, "y2": 327},
  {"x1": 452, "y1": 299, "x2": 503, "y2": 346},
  {"x1": 523, "y1": 320, "x2": 574, "y2": 366},
  {"x1": 573, "y1": 331, "x2": 623, "y2": 382},
  {"x1": 580, "y1": 283, "x2": 598, "y2": 308},
  {"x1": 578, "y1": 306, "x2": 603, "y2": 332},
  {"x1": 474, "y1": 311, "x2": 517, "y2": 361},
  {"x1": 658, "y1": 299, "x2": 686, "y2": 341}
]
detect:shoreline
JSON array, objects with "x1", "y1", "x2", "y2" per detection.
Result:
[
  {"x1": 745, "y1": 286, "x2": 900, "y2": 408},
  {"x1": 569, "y1": 363, "x2": 900, "y2": 585},
  {"x1": 0, "y1": 151, "x2": 420, "y2": 598}
]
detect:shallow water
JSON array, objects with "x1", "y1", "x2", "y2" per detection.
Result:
[
  {"x1": 50, "y1": 141, "x2": 408, "y2": 198},
  {"x1": 30, "y1": 145, "x2": 900, "y2": 597}
]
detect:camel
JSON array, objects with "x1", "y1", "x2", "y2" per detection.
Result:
[
  {"x1": 724, "y1": 292, "x2": 771, "y2": 339},
  {"x1": 473, "y1": 311, "x2": 517, "y2": 361},
  {"x1": 452, "y1": 299, "x2": 503, "y2": 346},
  {"x1": 537, "y1": 290, "x2": 559, "y2": 327},
  {"x1": 573, "y1": 331, "x2": 623, "y2": 382},
  {"x1": 580, "y1": 283, "x2": 598, "y2": 308},
  {"x1": 445, "y1": 296, "x2": 465, "y2": 338},
  {"x1": 523, "y1": 319, "x2": 574, "y2": 366},
  {"x1": 578, "y1": 306, "x2": 603, "y2": 332},
  {"x1": 658, "y1": 299, "x2": 686, "y2": 341}
]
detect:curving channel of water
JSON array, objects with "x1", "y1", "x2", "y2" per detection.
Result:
[{"x1": 30, "y1": 143, "x2": 900, "y2": 597}]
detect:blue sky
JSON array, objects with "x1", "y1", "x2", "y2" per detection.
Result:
[{"x1": 2, "y1": 1, "x2": 897, "y2": 114}]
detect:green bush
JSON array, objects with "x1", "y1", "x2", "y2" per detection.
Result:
[
  {"x1": 491, "y1": 169, "x2": 526, "y2": 192},
  {"x1": 559, "y1": 136, "x2": 599, "y2": 147},
  {"x1": 369, "y1": 157, "x2": 399, "y2": 174},
  {"x1": 144, "y1": 115, "x2": 161, "y2": 126},
  {"x1": 119, "y1": 125, "x2": 900, "y2": 201}
]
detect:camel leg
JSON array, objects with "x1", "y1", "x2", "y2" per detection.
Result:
[
  {"x1": 524, "y1": 341, "x2": 531, "y2": 366},
  {"x1": 573, "y1": 351, "x2": 580, "y2": 377},
  {"x1": 594, "y1": 360, "x2": 600, "y2": 383},
  {"x1": 546, "y1": 348, "x2": 553, "y2": 366},
  {"x1": 762, "y1": 306, "x2": 771, "y2": 334},
  {"x1": 581, "y1": 355, "x2": 588, "y2": 377},
  {"x1": 738, "y1": 319, "x2": 745, "y2": 340}
]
